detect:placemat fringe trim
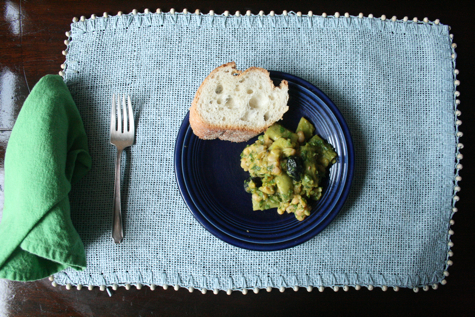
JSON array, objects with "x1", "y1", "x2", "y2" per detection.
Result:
[
  {"x1": 50, "y1": 270, "x2": 450, "y2": 293},
  {"x1": 58, "y1": 9, "x2": 449, "y2": 78}
]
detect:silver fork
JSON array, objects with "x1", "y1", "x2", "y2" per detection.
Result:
[{"x1": 110, "y1": 95, "x2": 135, "y2": 244}]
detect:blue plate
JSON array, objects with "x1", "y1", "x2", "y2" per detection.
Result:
[{"x1": 175, "y1": 71, "x2": 354, "y2": 251}]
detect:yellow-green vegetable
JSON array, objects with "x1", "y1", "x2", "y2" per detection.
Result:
[
  {"x1": 296, "y1": 117, "x2": 315, "y2": 141},
  {"x1": 265, "y1": 124, "x2": 299, "y2": 146},
  {"x1": 275, "y1": 173, "x2": 293, "y2": 200},
  {"x1": 308, "y1": 135, "x2": 338, "y2": 168}
]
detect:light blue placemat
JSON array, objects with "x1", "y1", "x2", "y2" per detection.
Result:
[{"x1": 54, "y1": 11, "x2": 461, "y2": 292}]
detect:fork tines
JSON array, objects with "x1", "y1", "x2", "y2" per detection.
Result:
[{"x1": 111, "y1": 94, "x2": 134, "y2": 135}]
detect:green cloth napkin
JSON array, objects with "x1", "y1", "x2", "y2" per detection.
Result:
[{"x1": 0, "y1": 75, "x2": 92, "y2": 281}]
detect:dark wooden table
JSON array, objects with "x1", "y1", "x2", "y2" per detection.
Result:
[{"x1": 1, "y1": 0, "x2": 474, "y2": 316}]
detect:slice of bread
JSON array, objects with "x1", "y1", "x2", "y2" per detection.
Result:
[{"x1": 189, "y1": 62, "x2": 289, "y2": 142}]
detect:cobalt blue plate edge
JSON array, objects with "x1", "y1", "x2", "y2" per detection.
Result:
[{"x1": 174, "y1": 71, "x2": 355, "y2": 251}]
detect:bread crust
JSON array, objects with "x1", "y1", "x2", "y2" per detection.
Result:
[{"x1": 189, "y1": 62, "x2": 288, "y2": 142}]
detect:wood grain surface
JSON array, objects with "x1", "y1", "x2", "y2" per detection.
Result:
[{"x1": 0, "y1": 0, "x2": 474, "y2": 316}]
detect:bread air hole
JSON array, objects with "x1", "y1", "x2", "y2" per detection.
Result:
[
  {"x1": 247, "y1": 89, "x2": 253, "y2": 94},
  {"x1": 217, "y1": 99, "x2": 222, "y2": 104},
  {"x1": 249, "y1": 94, "x2": 266, "y2": 109},
  {"x1": 264, "y1": 112, "x2": 270, "y2": 121},
  {"x1": 240, "y1": 112, "x2": 249, "y2": 121},
  {"x1": 269, "y1": 95, "x2": 274, "y2": 100},
  {"x1": 215, "y1": 84, "x2": 223, "y2": 94},
  {"x1": 224, "y1": 97, "x2": 235, "y2": 109},
  {"x1": 235, "y1": 86, "x2": 240, "y2": 91}
]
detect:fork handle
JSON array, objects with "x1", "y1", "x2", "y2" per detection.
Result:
[{"x1": 112, "y1": 148, "x2": 124, "y2": 244}]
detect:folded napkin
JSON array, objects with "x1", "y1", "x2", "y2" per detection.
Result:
[{"x1": 0, "y1": 75, "x2": 92, "y2": 281}]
